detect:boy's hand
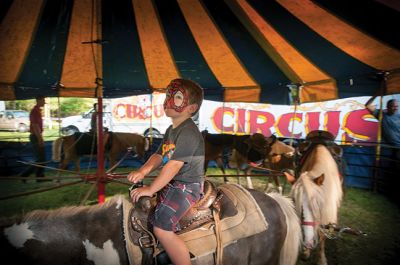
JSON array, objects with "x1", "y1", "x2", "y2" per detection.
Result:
[
  {"x1": 130, "y1": 186, "x2": 154, "y2": 202},
  {"x1": 127, "y1": 170, "x2": 145, "y2": 183}
]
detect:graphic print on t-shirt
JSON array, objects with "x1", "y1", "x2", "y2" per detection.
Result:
[{"x1": 161, "y1": 140, "x2": 175, "y2": 165}]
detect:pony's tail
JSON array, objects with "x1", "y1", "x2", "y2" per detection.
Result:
[
  {"x1": 268, "y1": 193, "x2": 302, "y2": 265},
  {"x1": 52, "y1": 137, "x2": 63, "y2": 162}
]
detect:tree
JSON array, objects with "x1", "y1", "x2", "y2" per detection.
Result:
[{"x1": 4, "y1": 98, "x2": 94, "y2": 117}]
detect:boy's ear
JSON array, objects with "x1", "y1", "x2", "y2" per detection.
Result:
[{"x1": 188, "y1": 103, "x2": 198, "y2": 114}]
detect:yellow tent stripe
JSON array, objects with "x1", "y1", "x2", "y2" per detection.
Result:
[
  {"x1": 231, "y1": 0, "x2": 337, "y2": 102},
  {"x1": 178, "y1": 0, "x2": 260, "y2": 102},
  {"x1": 386, "y1": 72, "x2": 400, "y2": 95},
  {"x1": 60, "y1": 0, "x2": 101, "y2": 97},
  {"x1": 0, "y1": 0, "x2": 44, "y2": 99},
  {"x1": 132, "y1": 0, "x2": 180, "y2": 90},
  {"x1": 278, "y1": 0, "x2": 400, "y2": 71}
]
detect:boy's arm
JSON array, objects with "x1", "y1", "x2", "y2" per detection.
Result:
[
  {"x1": 149, "y1": 160, "x2": 184, "y2": 194},
  {"x1": 130, "y1": 159, "x2": 184, "y2": 202},
  {"x1": 127, "y1": 153, "x2": 162, "y2": 183}
]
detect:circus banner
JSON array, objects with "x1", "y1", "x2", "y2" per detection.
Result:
[{"x1": 199, "y1": 95, "x2": 400, "y2": 144}]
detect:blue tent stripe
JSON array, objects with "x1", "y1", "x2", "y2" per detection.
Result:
[
  {"x1": 0, "y1": 0, "x2": 13, "y2": 25},
  {"x1": 102, "y1": 0, "x2": 150, "y2": 98},
  {"x1": 155, "y1": 0, "x2": 223, "y2": 101},
  {"x1": 314, "y1": 0, "x2": 400, "y2": 50},
  {"x1": 15, "y1": 0, "x2": 73, "y2": 100},
  {"x1": 203, "y1": 0, "x2": 290, "y2": 104},
  {"x1": 247, "y1": 0, "x2": 380, "y2": 98}
]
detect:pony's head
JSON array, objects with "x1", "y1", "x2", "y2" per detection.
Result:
[{"x1": 291, "y1": 171, "x2": 325, "y2": 257}]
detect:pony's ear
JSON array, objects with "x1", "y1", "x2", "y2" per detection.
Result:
[
  {"x1": 266, "y1": 134, "x2": 277, "y2": 145},
  {"x1": 313, "y1": 174, "x2": 325, "y2": 186}
]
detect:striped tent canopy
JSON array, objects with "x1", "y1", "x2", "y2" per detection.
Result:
[{"x1": 0, "y1": 0, "x2": 399, "y2": 104}]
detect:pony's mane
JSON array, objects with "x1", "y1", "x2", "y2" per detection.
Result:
[
  {"x1": 23, "y1": 195, "x2": 128, "y2": 222},
  {"x1": 291, "y1": 145, "x2": 343, "y2": 225},
  {"x1": 291, "y1": 171, "x2": 324, "y2": 222}
]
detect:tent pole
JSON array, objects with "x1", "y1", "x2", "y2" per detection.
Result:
[
  {"x1": 288, "y1": 84, "x2": 300, "y2": 146},
  {"x1": 373, "y1": 71, "x2": 389, "y2": 193},
  {"x1": 96, "y1": 96, "x2": 106, "y2": 203}
]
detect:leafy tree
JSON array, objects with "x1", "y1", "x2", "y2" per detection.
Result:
[
  {"x1": 56, "y1": 98, "x2": 94, "y2": 117},
  {"x1": 4, "y1": 98, "x2": 94, "y2": 117}
]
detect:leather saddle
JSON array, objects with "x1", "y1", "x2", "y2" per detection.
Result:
[{"x1": 127, "y1": 180, "x2": 236, "y2": 264}]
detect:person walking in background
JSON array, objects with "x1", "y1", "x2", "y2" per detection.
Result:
[
  {"x1": 20, "y1": 96, "x2": 47, "y2": 182},
  {"x1": 366, "y1": 95, "x2": 400, "y2": 204},
  {"x1": 365, "y1": 96, "x2": 400, "y2": 159},
  {"x1": 90, "y1": 103, "x2": 98, "y2": 134},
  {"x1": 127, "y1": 79, "x2": 204, "y2": 265}
]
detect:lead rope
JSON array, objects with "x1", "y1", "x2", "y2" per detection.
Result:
[{"x1": 213, "y1": 195, "x2": 223, "y2": 265}]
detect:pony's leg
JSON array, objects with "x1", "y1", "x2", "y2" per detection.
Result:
[
  {"x1": 236, "y1": 167, "x2": 241, "y2": 185},
  {"x1": 273, "y1": 176, "x2": 283, "y2": 194},
  {"x1": 215, "y1": 157, "x2": 227, "y2": 183},
  {"x1": 318, "y1": 236, "x2": 328, "y2": 265},
  {"x1": 245, "y1": 168, "x2": 254, "y2": 189},
  {"x1": 264, "y1": 180, "x2": 274, "y2": 193}
]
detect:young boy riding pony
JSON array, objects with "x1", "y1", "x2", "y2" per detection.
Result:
[{"x1": 127, "y1": 78, "x2": 204, "y2": 265}]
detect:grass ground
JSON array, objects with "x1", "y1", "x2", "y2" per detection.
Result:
[
  {"x1": 0, "y1": 167, "x2": 399, "y2": 264},
  {"x1": 0, "y1": 126, "x2": 62, "y2": 142}
]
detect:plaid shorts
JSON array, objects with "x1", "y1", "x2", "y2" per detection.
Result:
[{"x1": 150, "y1": 180, "x2": 203, "y2": 232}]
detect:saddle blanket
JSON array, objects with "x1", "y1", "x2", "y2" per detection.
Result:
[{"x1": 123, "y1": 183, "x2": 268, "y2": 264}]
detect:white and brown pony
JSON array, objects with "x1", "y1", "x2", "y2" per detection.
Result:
[
  {"x1": 1, "y1": 187, "x2": 301, "y2": 265},
  {"x1": 52, "y1": 132, "x2": 149, "y2": 171},
  {"x1": 289, "y1": 131, "x2": 343, "y2": 265}
]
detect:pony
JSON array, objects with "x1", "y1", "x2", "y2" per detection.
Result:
[
  {"x1": 52, "y1": 132, "x2": 149, "y2": 171},
  {"x1": 262, "y1": 135, "x2": 296, "y2": 193},
  {"x1": 289, "y1": 131, "x2": 343, "y2": 265},
  {"x1": 203, "y1": 132, "x2": 268, "y2": 186},
  {"x1": 205, "y1": 132, "x2": 295, "y2": 192},
  {"x1": 203, "y1": 132, "x2": 235, "y2": 181},
  {"x1": 0, "y1": 187, "x2": 301, "y2": 265}
]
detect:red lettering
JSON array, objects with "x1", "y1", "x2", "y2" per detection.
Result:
[
  {"x1": 276, "y1": 113, "x2": 302, "y2": 138},
  {"x1": 305, "y1": 112, "x2": 320, "y2": 135},
  {"x1": 153, "y1": 105, "x2": 164, "y2": 118},
  {"x1": 236, "y1": 108, "x2": 247, "y2": 134},
  {"x1": 342, "y1": 109, "x2": 378, "y2": 143},
  {"x1": 248, "y1": 110, "x2": 275, "y2": 136},
  {"x1": 324, "y1": 111, "x2": 340, "y2": 138},
  {"x1": 212, "y1": 107, "x2": 234, "y2": 133}
]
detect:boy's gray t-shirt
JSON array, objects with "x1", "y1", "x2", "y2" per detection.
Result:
[{"x1": 156, "y1": 118, "x2": 205, "y2": 183}]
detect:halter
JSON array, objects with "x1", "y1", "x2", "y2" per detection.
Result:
[{"x1": 302, "y1": 221, "x2": 319, "y2": 227}]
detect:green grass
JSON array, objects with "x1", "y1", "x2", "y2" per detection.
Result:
[
  {"x1": 0, "y1": 126, "x2": 62, "y2": 142},
  {"x1": 0, "y1": 167, "x2": 399, "y2": 264}
]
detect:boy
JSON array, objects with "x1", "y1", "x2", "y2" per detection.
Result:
[{"x1": 127, "y1": 78, "x2": 204, "y2": 265}]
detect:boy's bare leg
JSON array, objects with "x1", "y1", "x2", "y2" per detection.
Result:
[{"x1": 154, "y1": 226, "x2": 191, "y2": 265}]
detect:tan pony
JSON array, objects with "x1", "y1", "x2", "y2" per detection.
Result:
[
  {"x1": 229, "y1": 134, "x2": 296, "y2": 192},
  {"x1": 52, "y1": 132, "x2": 149, "y2": 171},
  {"x1": 289, "y1": 130, "x2": 343, "y2": 265}
]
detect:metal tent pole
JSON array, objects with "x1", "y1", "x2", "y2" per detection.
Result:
[{"x1": 96, "y1": 97, "x2": 106, "y2": 203}]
